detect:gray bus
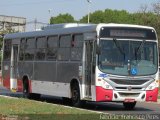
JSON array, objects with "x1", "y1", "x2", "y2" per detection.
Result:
[{"x1": 1, "y1": 23, "x2": 159, "y2": 109}]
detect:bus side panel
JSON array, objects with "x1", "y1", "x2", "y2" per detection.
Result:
[
  {"x1": 17, "y1": 79, "x2": 23, "y2": 92},
  {"x1": 34, "y1": 62, "x2": 57, "y2": 82},
  {"x1": 56, "y1": 62, "x2": 81, "y2": 97},
  {"x1": 57, "y1": 62, "x2": 80, "y2": 83},
  {"x1": 32, "y1": 62, "x2": 57, "y2": 95},
  {"x1": 2, "y1": 60, "x2": 22, "y2": 92},
  {"x1": 31, "y1": 62, "x2": 81, "y2": 98},
  {"x1": 2, "y1": 61, "x2": 10, "y2": 89}
]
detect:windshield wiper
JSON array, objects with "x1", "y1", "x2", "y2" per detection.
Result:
[
  {"x1": 135, "y1": 40, "x2": 145, "y2": 61},
  {"x1": 113, "y1": 38, "x2": 126, "y2": 60}
]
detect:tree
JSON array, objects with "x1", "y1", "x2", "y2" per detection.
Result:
[
  {"x1": 80, "y1": 10, "x2": 105, "y2": 23},
  {"x1": 80, "y1": 9, "x2": 132, "y2": 24},
  {"x1": 50, "y1": 13, "x2": 76, "y2": 24}
]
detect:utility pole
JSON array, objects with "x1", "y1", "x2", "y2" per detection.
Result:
[
  {"x1": 34, "y1": 18, "x2": 37, "y2": 30},
  {"x1": 87, "y1": 0, "x2": 92, "y2": 23},
  {"x1": 48, "y1": 9, "x2": 52, "y2": 24}
]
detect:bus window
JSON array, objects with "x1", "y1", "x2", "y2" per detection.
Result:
[
  {"x1": 36, "y1": 37, "x2": 46, "y2": 61},
  {"x1": 47, "y1": 36, "x2": 58, "y2": 60},
  {"x1": 19, "y1": 38, "x2": 26, "y2": 61},
  {"x1": 71, "y1": 34, "x2": 83, "y2": 61},
  {"x1": 58, "y1": 35, "x2": 71, "y2": 61},
  {"x1": 3, "y1": 39, "x2": 12, "y2": 61},
  {"x1": 24, "y1": 38, "x2": 35, "y2": 61}
]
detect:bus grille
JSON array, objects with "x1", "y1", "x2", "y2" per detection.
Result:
[
  {"x1": 115, "y1": 87, "x2": 142, "y2": 90},
  {"x1": 110, "y1": 79, "x2": 148, "y2": 85},
  {"x1": 118, "y1": 92, "x2": 140, "y2": 97}
]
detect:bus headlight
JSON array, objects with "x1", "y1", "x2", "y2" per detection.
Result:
[{"x1": 146, "y1": 82, "x2": 157, "y2": 90}]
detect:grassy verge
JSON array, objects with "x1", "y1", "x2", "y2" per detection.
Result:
[{"x1": 0, "y1": 96, "x2": 100, "y2": 120}]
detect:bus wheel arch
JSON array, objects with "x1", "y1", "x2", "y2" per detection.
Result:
[{"x1": 22, "y1": 75, "x2": 40, "y2": 100}]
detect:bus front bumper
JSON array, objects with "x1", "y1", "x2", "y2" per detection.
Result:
[{"x1": 96, "y1": 86, "x2": 158, "y2": 102}]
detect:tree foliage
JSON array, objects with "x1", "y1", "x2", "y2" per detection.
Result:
[
  {"x1": 80, "y1": 9, "x2": 133, "y2": 24},
  {"x1": 50, "y1": 13, "x2": 76, "y2": 24},
  {"x1": 48, "y1": 1, "x2": 160, "y2": 45},
  {"x1": 49, "y1": 1, "x2": 160, "y2": 42}
]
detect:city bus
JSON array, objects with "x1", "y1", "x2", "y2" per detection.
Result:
[{"x1": 1, "y1": 23, "x2": 159, "y2": 109}]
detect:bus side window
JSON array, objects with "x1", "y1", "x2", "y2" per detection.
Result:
[
  {"x1": 19, "y1": 38, "x2": 26, "y2": 61},
  {"x1": 36, "y1": 37, "x2": 46, "y2": 61},
  {"x1": 24, "y1": 38, "x2": 35, "y2": 61},
  {"x1": 71, "y1": 34, "x2": 83, "y2": 61},
  {"x1": 3, "y1": 39, "x2": 12, "y2": 61},
  {"x1": 47, "y1": 36, "x2": 58, "y2": 60},
  {"x1": 58, "y1": 35, "x2": 71, "y2": 61}
]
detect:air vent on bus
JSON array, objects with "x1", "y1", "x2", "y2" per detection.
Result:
[
  {"x1": 110, "y1": 79, "x2": 148, "y2": 85},
  {"x1": 43, "y1": 23, "x2": 94, "y2": 30}
]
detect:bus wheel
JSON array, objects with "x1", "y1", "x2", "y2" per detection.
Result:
[
  {"x1": 23, "y1": 79, "x2": 31, "y2": 99},
  {"x1": 71, "y1": 83, "x2": 82, "y2": 107},
  {"x1": 123, "y1": 102, "x2": 136, "y2": 110}
]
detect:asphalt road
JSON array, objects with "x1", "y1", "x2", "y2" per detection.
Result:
[{"x1": 1, "y1": 85, "x2": 160, "y2": 119}]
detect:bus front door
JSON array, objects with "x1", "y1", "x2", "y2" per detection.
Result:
[
  {"x1": 85, "y1": 41, "x2": 94, "y2": 98},
  {"x1": 10, "y1": 45, "x2": 19, "y2": 92}
]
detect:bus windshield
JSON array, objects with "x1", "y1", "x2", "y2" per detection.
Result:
[{"x1": 98, "y1": 39, "x2": 158, "y2": 76}]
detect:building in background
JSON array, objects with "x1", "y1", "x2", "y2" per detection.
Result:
[{"x1": 0, "y1": 15, "x2": 26, "y2": 35}]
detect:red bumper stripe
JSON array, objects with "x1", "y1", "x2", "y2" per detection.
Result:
[
  {"x1": 96, "y1": 86, "x2": 113, "y2": 101},
  {"x1": 146, "y1": 88, "x2": 158, "y2": 102}
]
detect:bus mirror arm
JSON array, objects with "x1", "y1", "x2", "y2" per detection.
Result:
[
  {"x1": 92, "y1": 65, "x2": 95, "y2": 74},
  {"x1": 96, "y1": 44, "x2": 101, "y2": 54}
]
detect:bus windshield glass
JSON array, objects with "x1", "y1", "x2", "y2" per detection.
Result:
[{"x1": 98, "y1": 39, "x2": 158, "y2": 76}]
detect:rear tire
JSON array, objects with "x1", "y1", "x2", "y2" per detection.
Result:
[
  {"x1": 123, "y1": 102, "x2": 136, "y2": 110},
  {"x1": 23, "y1": 79, "x2": 31, "y2": 99}
]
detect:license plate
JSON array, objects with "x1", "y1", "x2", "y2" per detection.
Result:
[{"x1": 124, "y1": 99, "x2": 135, "y2": 103}]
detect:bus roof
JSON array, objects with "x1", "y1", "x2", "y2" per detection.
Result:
[
  {"x1": 4, "y1": 23, "x2": 155, "y2": 39},
  {"x1": 4, "y1": 23, "x2": 97, "y2": 39},
  {"x1": 96, "y1": 23, "x2": 155, "y2": 31}
]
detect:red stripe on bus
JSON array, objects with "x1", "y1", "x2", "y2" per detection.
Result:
[
  {"x1": 3, "y1": 76, "x2": 10, "y2": 89},
  {"x1": 17, "y1": 80, "x2": 23, "y2": 92},
  {"x1": 146, "y1": 88, "x2": 158, "y2": 102},
  {"x1": 2, "y1": 75, "x2": 23, "y2": 92},
  {"x1": 96, "y1": 86, "x2": 113, "y2": 101},
  {"x1": 28, "y1": 80, "x2": 32, "y2": 93}
]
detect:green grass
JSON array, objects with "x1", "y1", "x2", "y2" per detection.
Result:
[{"x1": 0, "y1": 96, "x2": 100, "y2": 120}]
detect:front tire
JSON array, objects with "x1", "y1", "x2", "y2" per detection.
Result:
[
  {"x1": 123, "y1": 102, "x2": 136, "y2": 110},
  {"x1": 71, "y1": 84, "x2": 82, "y2": 107}
]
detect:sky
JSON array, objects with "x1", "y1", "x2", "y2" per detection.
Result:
[{"x1": 0, "y1": 0, "x2": 159, "y2": 31}]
